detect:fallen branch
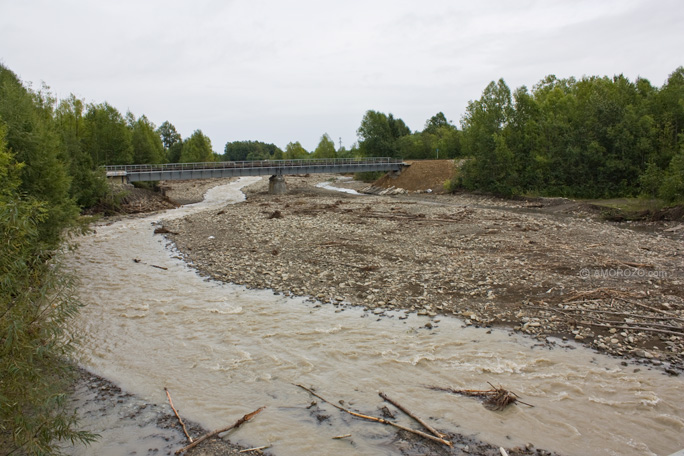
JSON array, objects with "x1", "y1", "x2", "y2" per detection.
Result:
[
  {"x1": 620, "y1": 299, "x2": 683, "y2": 321},
  {"x1": 580, "y1": 321, "x2": 683, "y2": 336},
  {"x1": 238, "y1": 444, "x2": 271, "y2": 453},
  {"x1": 379, "y1": 392, "x2": 446, "y2": 439},
  {"x1": 429, "y1": 383, "x2": 533, "y2": 410},
  {"x1": 175, "y1": 407, "x2": 265, "y2": 455},
  {"x1": 332, "y1": 434, "x2": 352, "y2": 440},
  {"x1": 530, "y1": 305, "x2": 680, "y2": 322},
  {"x1": 165, "y1": 388, "x2": 193, "y2": 443},
  {"x1": 620, "y1": 261, "x2": 654, "y2": 269},
  {"x1": 295, "y1": 384, "x2": 451, "y2": 447},
  {"x1": 584, "y1": 317, "x2": 682, "y2": 332},
  {"x1": 151, "y1": 264, "x2": 168, "y2": 270}
]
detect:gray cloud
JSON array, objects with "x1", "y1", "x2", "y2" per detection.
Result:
[{"x1": 1, "y1": 0, "x2": 682, "y2": 152}]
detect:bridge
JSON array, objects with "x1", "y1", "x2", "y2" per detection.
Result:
[{"x1": 105, "y1": 157, "x2": 407, "y2": 193}]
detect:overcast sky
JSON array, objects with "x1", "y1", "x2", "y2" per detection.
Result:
[{"x1": 1, "y1": 0, "x2": 683, "y2": 153}]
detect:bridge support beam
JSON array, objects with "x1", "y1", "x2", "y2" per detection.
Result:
[
  {"x1": 107, "y1": 175, "x2": 129, "y2": 184},
  {"x1": 268, "y1": 175, "x2": 287, "y2": 194}
]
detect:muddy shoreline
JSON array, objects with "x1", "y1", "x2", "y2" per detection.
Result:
[{"x1": 66, "y1": 368, "x2": 253, "y2": 456}]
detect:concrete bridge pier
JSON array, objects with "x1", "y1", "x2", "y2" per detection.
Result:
[{"x1": 268, "y1": 174, "x2": 287, "y2": 194}]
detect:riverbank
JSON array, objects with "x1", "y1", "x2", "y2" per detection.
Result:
[
  {"x1": 66, "y1": 369, "x2": 250, "y2": 456},
  {"x1": 162, "y1": 175, "x2": 684, "y2": 373},
  {"x1": 67, "y1": 173, "x2": 683, "y2": 456},
  {"x1": 68, "y1": 176, "x2": 577, "y2": 456}
]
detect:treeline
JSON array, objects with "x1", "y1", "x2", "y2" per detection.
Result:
[
  {"x1": 1, "y1": 65, "x2": 97, "y2": 452},
  {"x1": 222, "y1": 134, "x2": 351, "y2": 161},
  {"x1": 356, "y1": 110, "x2": 461, "y2": 159},
  {"x1": 0, "y1": 63, "x2": 220, "y2": 213},
  {"x1": 456, "y1": 68, "x2": 684, "y2": 201},
  {"x1": 221, "y1": 111, "x2": 462, "y2": 163}
]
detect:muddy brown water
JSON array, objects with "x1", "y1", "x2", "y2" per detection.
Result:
[{"x1": 66, "y1": 178, "x2": 683, "y2": 456}]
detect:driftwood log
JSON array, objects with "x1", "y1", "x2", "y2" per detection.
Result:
[
  {"x1": 165, "y1": 388, "x2": 193, "y2": 443},
  {"x1": 295, "y1": 384, "x2": 452, "y2": 447},
  {"x1": 379, "y1": 392, "x2": 446, "y2": 440},
  {"x1": 175, "y1": 407, "x2": 265, "y2": 455}
]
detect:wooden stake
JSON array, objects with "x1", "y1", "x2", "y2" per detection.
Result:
[
  {"x1": 379, "y1": 392, "x2": 446, "y2": 439},
  {"x1": 295, "y1": 384, "x2": 452, "y2": 447},
  {"x1": 175, "y1": 407, "x2": 265, "y2": 455},
  {"x1": 164, "y1": 388, "x2": 193, "y2": 443}
]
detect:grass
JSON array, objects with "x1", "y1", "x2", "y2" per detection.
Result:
[{"x1": 586, "y1": 198, "x2": 667, "y2": 221}]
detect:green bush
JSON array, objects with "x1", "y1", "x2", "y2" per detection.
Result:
[{"x1": 1, "y1": 123, "x2": 95, "y2": 455}]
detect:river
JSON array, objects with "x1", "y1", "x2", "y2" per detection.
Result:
[{"x1": 66, "y1": 177, "x2": 683, "y2": 456}]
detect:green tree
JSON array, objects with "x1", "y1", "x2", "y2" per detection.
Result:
[
  {"x1": 530, "y1": 75, "x2": 578, "y2": 195},
  {"x1": 659, "y1": 145, "x2": 684, "y2": 202},
  {"x1": 131, "y1": 115, "x2": 165, "y2": 164},
  {"x1": 460, "y1": 79, "x2": 516, "y2": 195},
  {"x1": 168, "y1": 142, "x2": 183, "y2": 163},
  {"x1": 0, "y1": 123, "x2": 95, "y2": 454},
  {"x1": 246, "y1": 146, "x2": 270, "y2": 160},
  {"x1": 655, "y1": 67, "x2": 684, "y2": 152},
  {"x1": 180, "y1": 129, "x2": 214, "y2": 162},
  {"x1": 396, "y1": 133, "x2": 430, "y2": 159},
  {"x1": 224, "y1": 141, "x2": 251, "y2": 161},
  {"x1": 435, "y1": 126, "x2": 462, "y2": 159},
  {"x1": 223, "y1": 140, "x2": 283, "y2": 161},
  {"x1": 448, "y1": 68, "x2": 682, "y2": 200},
  {"x1": 424, "y1": 112, "x2": 450, "y2": 134},
  {"x1": 420, "y1": 112, "x2": 461, "y2": 159},
  {"x1": 157, "y1": 121, "x2": 182, "y2": 162},
  {"x1": 54, "y1": 95, "x2": 108, "y2": 208},
  {"x1": 357, "y1": 110, "x2": 410, "y2": 157},
  {"x1": 157, "y1": 120, "x2": 181, "y2": 152},
  {"x1": 283, "y1": 141, "x2": 309, "y2": 159},
  {"x1": 82, "y1": 102, "x2": 133, "y2": 165},
  {"x1": 0, "y1": 64, "x2": 78, "y2": 247},
  {"x1": 312, "y1": 133, "x2": 337, "y2": 158},
  {"x1": 336, "y1": 145, "x2": 354, "y2": 158},
  {"x1": 506, "y1": 85, "x2": 543, "y2": 191},
  {"x1": 639, "y1": 159, "x2": 665, "y2": 197},
  {"x1": 640, "y1": 67, "x2": 684, "y2": 193}
]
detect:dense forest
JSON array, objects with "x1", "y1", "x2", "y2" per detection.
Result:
[
  {"x1": 1, "y1": 62, "x2": 683, "y2": 453},
  {"x1": 455, "y1": 70, "x2": 684, "y2": 200},
  {"x1": 353, "y1": 69, "x2": 684, "y2": 202}
]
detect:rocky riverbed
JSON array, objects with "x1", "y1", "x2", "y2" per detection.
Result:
[
  {"x1": 162, "y1": 175, "x2": 684, "y2": 373},
  {"x1": 67, "y1": 173, "x2": 683, "y2": 456}
]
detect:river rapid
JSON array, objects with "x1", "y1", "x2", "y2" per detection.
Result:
[{"x1": 66, "y1": 177, "x2": 683, "y2": 456}]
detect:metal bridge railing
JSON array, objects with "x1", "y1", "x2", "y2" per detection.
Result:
[{"x1": 104, "y1": 157, "x2": 403, "y2": 174}]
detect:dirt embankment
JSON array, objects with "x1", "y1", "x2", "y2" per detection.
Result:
[
  {"x1": 371, "y1": 159, "x2": 457, "y2": 193},
  {"x1": 162, "y1": 171, "x2": 684, "y2": 373},
  {"x1": 87, "y1": 179, "x2": 228, "y2": 216}
]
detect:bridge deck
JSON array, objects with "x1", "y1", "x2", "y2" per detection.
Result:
[{"x1": 105, "y1": 158, "x2": 405, "y2": 182}]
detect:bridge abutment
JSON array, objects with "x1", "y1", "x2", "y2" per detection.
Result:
[{"x1": 268, "y1": 175, "x2": 287, "y2": 194}]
